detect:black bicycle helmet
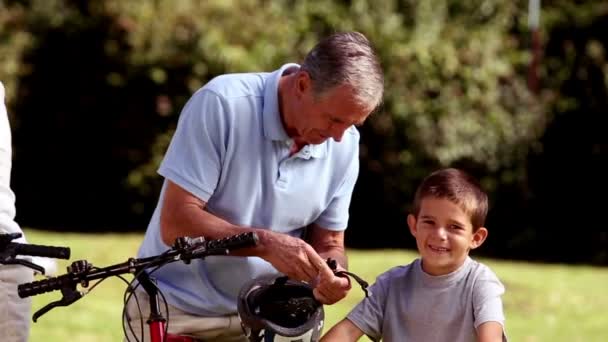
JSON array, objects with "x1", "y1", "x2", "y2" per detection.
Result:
[{"x1": 237, "y1": 275, "x2": 324, "y2": 342}]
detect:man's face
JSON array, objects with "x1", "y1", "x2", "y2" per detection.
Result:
[
  {"x1": 407, "y1": 197, "x2": 487, "y2": 276},
  {"x1": 291, "y1": 76, "x2": 371, "y2": 145}
]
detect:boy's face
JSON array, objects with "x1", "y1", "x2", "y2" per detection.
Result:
[{"x1": 408, "y1": 197, "x2": 488, "y2": 276}]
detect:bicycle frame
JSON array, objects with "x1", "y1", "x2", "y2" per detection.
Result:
[
  {"x1": 137, "y1": 271, "x2": 198, "y2": 342},
  {"x1": 137, "y1": 272, "x2": 168, "y2": 342}
]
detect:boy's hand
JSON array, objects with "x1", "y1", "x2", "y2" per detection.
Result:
[{"x1": 313, "y1": 262, "x2": 351, "y2": 304}]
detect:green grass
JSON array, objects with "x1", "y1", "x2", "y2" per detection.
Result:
[{"x1": 21, "y1": 229, "x2": 608, "y2": 342}]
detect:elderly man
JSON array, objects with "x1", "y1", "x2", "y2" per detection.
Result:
[{"x1": 127, "y1": 31, "x2": 384, "y2": 342}]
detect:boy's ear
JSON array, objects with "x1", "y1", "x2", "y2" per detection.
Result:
[
  {"x1": 407, "y1": 214, "x2": 417, "y2": 237},
  {"x1": 470, "y1": 227, "x2": 488, "y2": 250}
]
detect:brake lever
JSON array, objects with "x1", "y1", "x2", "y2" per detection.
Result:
[
  {"x1": 0, "y1": 256, "x2": 45, "y2": 274},
  {"x1": 32, "y1": 286, "x2": 84, "y2": 322},
  {"x1": 326, "y1": 258, "x2": 371, "y2": 298},
  {"x1": 0, "y1": 239, "x2": 46, "y2": 274},
  {"x1": 31, "y1": 260, "x2": 92, "y2": 322}
]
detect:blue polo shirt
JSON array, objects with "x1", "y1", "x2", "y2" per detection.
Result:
[{"x1": 137, "y1": 63, "x2": 360, "y2": 316}]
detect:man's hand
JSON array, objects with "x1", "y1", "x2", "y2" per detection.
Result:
[
  {"x1": 258, "y1": 231, "x2": 329, "y2": 283},
  {"x1": 306, "y1": 224, "x2": 351, "y2": 304},
  {"x1": 257, "y1": 230, "x2": 350, "y2": 304},
  {"x1": 313, "y1": 262, "x2": 351, "y2": 304}
]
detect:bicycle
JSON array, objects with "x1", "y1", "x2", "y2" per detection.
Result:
[
  {"x1": 18, "y1": 231, "x2": 260, "y2": 342},
  {"x1": 17, "y1": 231, "x2": 371, "y2": 342}
]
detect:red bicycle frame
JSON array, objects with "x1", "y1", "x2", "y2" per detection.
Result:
[{"x1": 137, "y1": 271, "x2": 196, "y2": 342}]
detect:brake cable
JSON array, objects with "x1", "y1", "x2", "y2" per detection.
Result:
[{"x1": 326, "y1": 258, "x2": 370, "y2": 297}]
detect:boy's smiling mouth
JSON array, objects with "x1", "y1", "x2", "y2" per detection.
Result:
[{"x1": 428, "y1": 245, "x2": 450, "y2": 253}]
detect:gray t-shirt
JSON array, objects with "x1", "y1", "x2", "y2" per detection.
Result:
[{"x1": 348, "y1": 257, "x2": 507, "y2": 342}]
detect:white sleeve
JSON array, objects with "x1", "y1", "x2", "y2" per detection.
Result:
[
  {"x1": 0, "y1": 81, "x2": 12, "y2": 189},
  {"x1": 158, "y1": 89, "x2": 228, "y2": 202},
  {"x1": 0, "y1": 81, "x2": 21, "y2": 236}
]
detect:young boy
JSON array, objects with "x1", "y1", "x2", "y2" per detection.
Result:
[{"x1": 322, "y1": 168, "x2": 507, "y2": 342}]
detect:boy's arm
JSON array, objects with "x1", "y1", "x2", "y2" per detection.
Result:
[
  {"x1": 321, "y1": 318, "x2": 364, "y2": 342},
  {"x1": 477, "y1": 321, "x2": 504, "y2": 342},
  {"x1": 325, "y1": 266, "x2": 395, "y2": 342},
  {"x1": 473, "y1": 266, "x2": 508, "y2": 341}
]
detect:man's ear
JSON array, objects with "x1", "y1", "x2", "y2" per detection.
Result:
[
  {"x1": 296, "y1": 70, "x2": 312, "y2": 96},
  {"x1": 470, "y1": 227, "x2": 488, "y2": 250},
  {"x1": 407, "y1": 214, "x2": 417, "y2": 237}
]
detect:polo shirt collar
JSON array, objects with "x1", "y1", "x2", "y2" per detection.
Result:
[
  {"x1": 262, "y1": 63, "x2": 328, "y2": 159},
  {"x1": 298, "y1": 143, "x2": 327, "y2": 159}
]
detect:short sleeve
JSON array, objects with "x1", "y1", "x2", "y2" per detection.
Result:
[
  {"x1": 158, "y1": 89, "x2": 228, "y2": 202},
  {"x1": 0, "y1": 81, "x2": 12, "y2": 188},
  {"x1": 314, "y1": 146, "x2": 359, "y2": 230},
  {"x1": 0, "y1": 81, "x2": 21, "y2": 236},
  {"x1": 346, "y1": 269, "x2": 389, "y2": 342},
  {"x1": 473, "y1": 268, "x2": 507, "y2": 333}
]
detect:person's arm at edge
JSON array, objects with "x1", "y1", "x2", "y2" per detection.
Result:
[
  {"x1": 321, "y1": 318, "x2": 364, "y2": 342},
  {"x1": 159, "y1": 180, "x2": 327, "y2": 283},
  {"x1": 477, "y1": 321, "x2": 504, "y2": 342}
]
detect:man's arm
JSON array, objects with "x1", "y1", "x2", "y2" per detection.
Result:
[
  {"x1": 306, "y1": 223, "x2": 351, "y2": 304},
  {"x1": 477, "y1": 321, "x2": 504, "y2": 342},
  {"x1": 160, "y1": 180, "x2": 331, "y2": 283},
  {"x1": 321, "y1": 319, "x2": 364, "y2": 342},
  {"x1": 306, "y1": 223, "x2": 348, "y2": 269}
]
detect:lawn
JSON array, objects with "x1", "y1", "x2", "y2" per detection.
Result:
[{"x1": 20, "y1": 228, "x2": 607, "y2": 342}]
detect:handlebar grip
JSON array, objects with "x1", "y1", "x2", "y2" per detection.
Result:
[
  {"x1": 12, "y1": 243, "x2": 71, "y2": 259},
  {"x1": 206, "y1": 232, "x2": 259, "y2": 251},
  {"x1": 18, "y1": 274, "x2": 74, "y2": 298}
]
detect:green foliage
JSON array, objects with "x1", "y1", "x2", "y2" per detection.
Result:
[
  {"x1": 377, "y1": 1, "x2": 543, "y2": 170},
  {"x1": 101, "y1": 0, "x2": 549, "y2": 197},
  {"x1": 0, "y1": 0, "x2": 599, "y2": 180},
  {"x1": 0, "y1": 0, "x2": 96, "y2": 106},
  {"x1": 0, "y1": 0, "x2": 552, "y2": 179},
  {"x1": 0, "y1": 1, "x2": 32, "y2": 105}
]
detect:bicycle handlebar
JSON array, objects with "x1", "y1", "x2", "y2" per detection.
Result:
[
  {"x1": 0, "y1": 233, "x2": 71, "y2": 274},
  {"x1": 18, "y1": 272, "x2": 73, "y2": 298},
  {"x1": 18, "y1": 232, "x2": 259, "y2": 299},
  {"x1": 0, "y1": 233, "x2": 71, "y2": 259},
  {"x1": 205, "y1": 232, "x2": 260, "y2": 252},
  {"x1": 11, "y1": 242, "x2": 71, "y2": 259}
]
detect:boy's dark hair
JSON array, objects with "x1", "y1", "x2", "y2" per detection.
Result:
[{"x1": 412, "y1": 168, "x2": 488, "y2": 231}]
